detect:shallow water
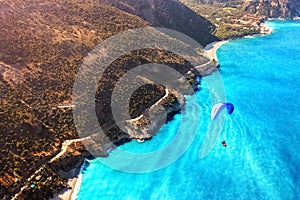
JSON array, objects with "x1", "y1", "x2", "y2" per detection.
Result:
[{"x1": 76, "y1": 20, "x2": 300, "y2": 200}]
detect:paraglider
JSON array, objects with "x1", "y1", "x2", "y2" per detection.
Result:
[
  {"x1": 211, "y1": 102, "x2": 234, "y2": 120},
  {"x1": 210, "y1": 102, "x2": 234, "y2": 147},
  {"x1": 199, "y1": 102, "x2": 235, "y2": 157},
  {"x1": 222, "y1": 140, "x2": 228, "y2": 147}
]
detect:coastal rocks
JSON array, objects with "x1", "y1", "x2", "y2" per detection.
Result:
[
  {"x1": 196, "y1": 0, "x2": 300, "y2": 19},
  {"x1": 196, "y1": 59, "x2": 220, "y2": 76},
  {"x1": 122, "y1": 67, "x2": 203, "y2": 142},
  {"x1": 242, "y1": 0, "x2": 300, "y2": 18},
  {"x1": 259, "y1": 23, "x2": 273, "y2": 35},
  {"x1": 90, "y1": 57, "x2": 213, "y2": 148},
  {"x1": 49, "y1": 150, "x2": 91, "y2": 179},
  {"x1": 124, "y1": 88, "x2": 185, "y2": 140}
]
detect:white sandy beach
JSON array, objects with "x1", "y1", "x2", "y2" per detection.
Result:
[
  {"x1": 204, "y1": 40, "x2": 228, "y2": 62},
  {"x1": 204, "y1": 22, "x2": 273, "y2": 62},
  {"x1": 204, "y1": 20, "x2": 274, "y2": 61}
]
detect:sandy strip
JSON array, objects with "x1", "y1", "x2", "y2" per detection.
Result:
[
  {"x1": 49, "y1": 137, "x2": 90, "y2": 200},
  {"x1": 51, "y1": 170, "x2": 82, "y2": 200},
  {"x1": 59, "y1": 177, "x2": 78, "y2": 200},
  {"x1": 70, "y1": 173, "x2": 82, "y2": 200},
  {"x1": 203, "y1": 22, "x2": 273, "y2": 62},
  {"x1": 204, "y1": 40, "x2": 228, "y2": 62}
]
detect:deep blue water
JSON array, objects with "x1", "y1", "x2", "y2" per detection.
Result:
[{"x1": 76, "y1": 20, "x2": 300, "y2": 199}]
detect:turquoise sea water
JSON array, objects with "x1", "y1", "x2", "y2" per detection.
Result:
[{"x1": 76, "y1": 20, "x2": 300, "y2": 199}]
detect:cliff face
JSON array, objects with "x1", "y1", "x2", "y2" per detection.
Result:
[
  {"x1": 242, "y1": 0, "x2": 300, "y2": 18},
  {"x1": 197, "y1": 0, "x2": 300, "y2": 18}
]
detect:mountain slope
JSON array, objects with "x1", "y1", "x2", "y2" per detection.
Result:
[
  {"x1": 0, "y1": 0, "x2": 215, "y2": 198},
  {"x1": 194, "y1": 0, "x2": 300, "y2": 18},
  {"x1": 0, "y1": 0, "x2": 149, "y2": 198},
  {"x1": 242, "y1": 0, "x2": 300, "y2": 18},
  {"x1": 99, "y1": 0, "x2": 218, "y2": 46}
]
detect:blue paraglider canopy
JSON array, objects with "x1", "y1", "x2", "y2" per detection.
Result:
[{"x1": 211, "y1": 102, "x2": 234, "y2": 120}]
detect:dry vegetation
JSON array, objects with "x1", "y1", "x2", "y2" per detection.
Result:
[
  {"x1": 99, "y1": 0, "x2": 218, "y2": 46},
  {"x1": 94, "y1": 48, "x2": 202, "y2": 143},
  {"x1": 0, "y1": 0, "x2": 210, "y2": 198},
  {"x1": 0, "y1": 0, "x2": 148, "y2": 198}
]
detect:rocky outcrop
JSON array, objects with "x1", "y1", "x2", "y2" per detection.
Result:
[
  {"x1": 125, "y1": 88, "x2": 185, "y2": 140},
  {"x1": 242, "y1": 0, "x2": 300, "y2": 18},
  {"x1": 197, "y1": 0, "x2": 300, "y2": 18},
  {"x1": 119, "y1": 63, "x2": 217, "y2": 142}
]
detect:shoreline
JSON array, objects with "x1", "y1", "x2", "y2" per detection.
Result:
[
  {"x1": 58, "y1": 21, "x2": 274, "y2": 200},
  {"x1": 63, "y1": 41, "x2": 226, "y2": 200},
  {"x1": 204, "y1": 40, "x2": 228, "y2": 62},
  {"x1": 71, "y1": 173, "x2": 82, "y2": 200},
  {"x1": 204, "y1": 21, "x2": 273, "y2": 62},
  {"x1": 52, "y1": 166, "x2": 83, "y2": 200},
  {"x1": 56, "y1": 176, "x2": 79, "y2": 200},
  {"x1": 48, "y1": 138, "x2": 90, "y2": 200}
]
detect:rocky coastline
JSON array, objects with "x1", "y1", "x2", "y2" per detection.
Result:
[
  {"x1": 53, "y1": 21, "x2": 275, "y2": 200},
  {"x1": 53, "y1": 46, "x2": 219, "y2": 200},
  {"x1": 10, "y1": 18, "x2": 274, "y2": 200}
]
